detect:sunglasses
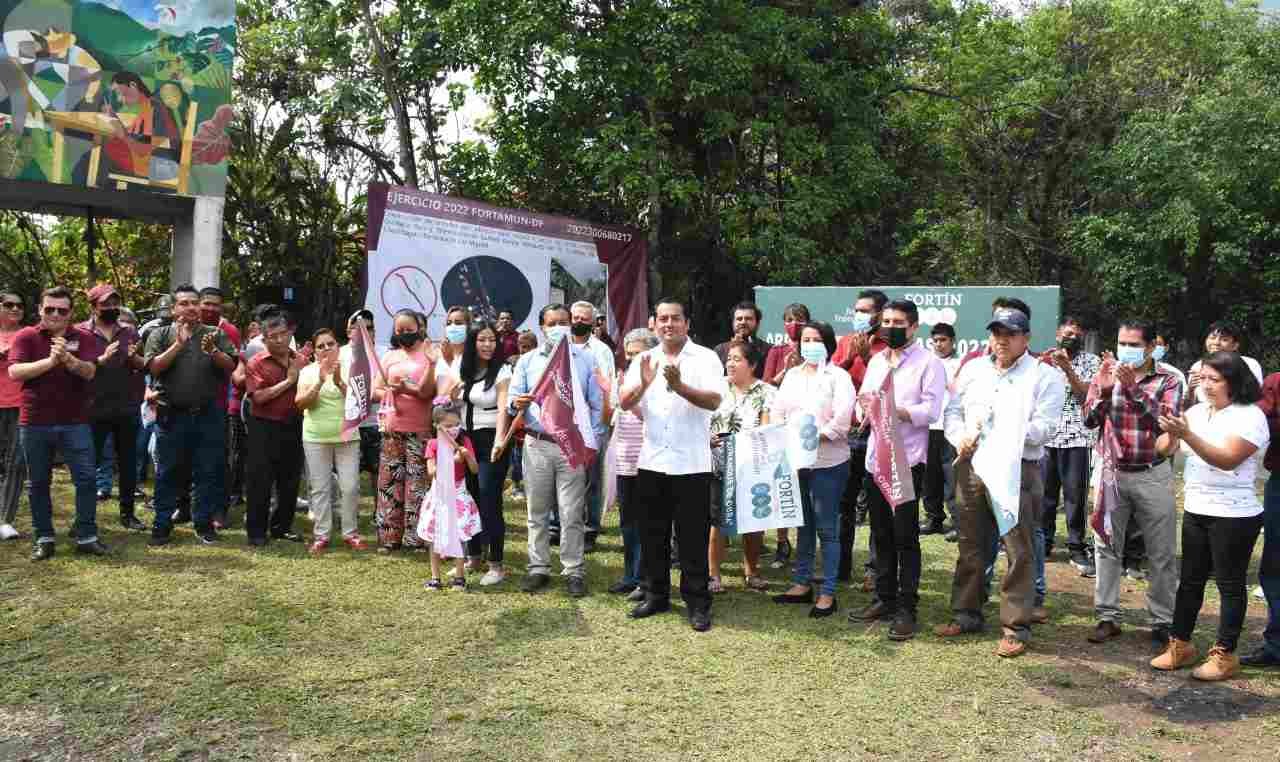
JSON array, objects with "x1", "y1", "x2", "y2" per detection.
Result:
[
  {"x1": 42, "y1": 306, "x2": 71, "y2": 316},
  {"x1": 2, "y1": 302, "x2": 23, "y2": 310}
]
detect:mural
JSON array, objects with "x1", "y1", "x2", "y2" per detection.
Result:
[{"x1": 0, "y1": 0, "x2": 233, "y2": 196}]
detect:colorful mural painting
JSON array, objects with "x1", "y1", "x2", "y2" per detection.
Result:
[{"x1": 0, "y1": 0, "x2": 233, "y2": 196}]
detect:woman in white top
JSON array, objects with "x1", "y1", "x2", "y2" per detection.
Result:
[
  {"x1": 768, "y1": 322, "x2": 855, "y2": 618},
  {"x1": 436, "y1": 306, "x2": 470, "y2": 393},
  {"x1": 452, "y1": 320, "x2": 513, "y2": 585},
  {"x1": 1153, "y1": 351, "x2": 1269, "y2": 681}
]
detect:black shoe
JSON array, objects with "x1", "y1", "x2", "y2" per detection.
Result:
[
  {"x1": 690, "y1": 608, "x2": 712, "y2": 632},
  {"x1": 626, "y1": 587, "x2": 646, "y2": 602},
  {"x1": 1150, "y1": 626, "x2": 1170, "y2": 650},
  {"x1": 919, "y1": 521, "x2": 946, "y2": 535},
  {"x1": 247, "y1": 536, "x2": 269, "y2": 547},
  {"x1": 850, "y1": 600, "x2": 894, "y2": 622},
  {"x1": 809, "y1": 598, "x2": 839, "y2": 619},
  {"x1": 1088, "y1": 620, "x2": 1122, "y2": 643},
  {"x1": 171, "y1": 507, "x2": 192, "y2": 524},
  {"x1": 888, "y1": 611, "x2": 916, "y2": 641},
  {"x1": 65, "y1": 526, "x2": 78, "y2": 540},
  {"x1": 96, "y1": 490, "x2": 111, "y2": 501},
  {"x1": 134, "y1": 488, "x2": 147, "y2": 500},
  {"x1": 74, "y1": 540, "x2": 110, "y2": 556},
  {"x1": 31, "y1": 541, "x2": 55, "y2": 561},
  {"x1": 629, "y1": 599, "x2": 671, "y2": 619},
  {"x1": 1240, "y1": 647, "x2": 1280, "y2": 668},
  {"x1": 772, "y1": 587, "x2": 815, "y2": 604},
  {"x1": 566, "y1": 576, "x2": 588, "y2": 597},
  {"x1": 120, "y1": 514, "x2": 147, "y2": 531},
  {"x1": 521, "y1": 573, "x2": 551, "y2": 593},
  {"x1": 944, "y1": 529, "x2": 959, "y2": 542},
  {"x1": 583, "y1": 532, "x2": 598, "y2": 553},
  {"x1": 195, "y1": 526, "x2": 220, "y2": 545},
  {"x1": 272, "y1": 531, "x2": 304, "y2": 543},
  {"x1": 608, "y1": 580, "x2": 638, "y2": 595},
  {"x1": 770, "y1": 540, "x2": 792, "y2": 570},
  {"x1": 148, "y1": 530, "x2": 172, "y2": 547},
  {"x1": 549, "y1": 533, "x2": 561, "y2": 547}
]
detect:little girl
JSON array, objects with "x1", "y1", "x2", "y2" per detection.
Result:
[{"x1": 419, "y1": 400, "x2": 482, "y2": 590}]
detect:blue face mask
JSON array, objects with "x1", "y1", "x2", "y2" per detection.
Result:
[
  {"x1": 445, "y1": 324, "x2": 467, "y2": 344},
  {"x1": 1116, "y1": 345, "x2": 1147, "y2": 368},
  {"x1": 1151, "y1": 345, "x2": 1167, "y2": 363},
  {"x1": 544, "y1": 326, "x2": 568, "y2": 346},
  {"x1": 850, "y1": 313, "x2": 872, "y2": 333},
  {"x1": 800, "y1": 342, "x2": 828, "y2": 366}
]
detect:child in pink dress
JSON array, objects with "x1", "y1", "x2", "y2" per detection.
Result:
[{"x1": 419, "y1": 400, "x2": 482, "y2": 590}]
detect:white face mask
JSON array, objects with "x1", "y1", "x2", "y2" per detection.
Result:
[{"x1": 544, "y1": 326, "x2": 569, "y2": 345}]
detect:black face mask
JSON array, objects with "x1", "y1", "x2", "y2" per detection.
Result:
[
  {"x1": 885, "y1": 326, "x2": 910, "y2": 350},
  {"x1": 571, "y1": 322, "x2": 592, "y2": 337},
  {"x1": 99, "y1": 308, "x2": 120, "y2": 324},
  {"x1": 391, "y1": 332, "x2": 421, "y2": 348},
  {"x1": 1059, "y1": 336, "x2": 1082, "y2": 352}
]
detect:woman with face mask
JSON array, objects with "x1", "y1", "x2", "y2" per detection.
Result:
[
  {"x1": 436, "y1": 306, "x2": 472, "y2": 396},
  {"x1": 768, "y1": 321, "x2": 856, "y2": 618},
  {"x1": 371, "y1": 310, "x2": 438, "y2": 553},
  {"x1": 761, "y1": 302, "x2": 810, "y2": 567}
]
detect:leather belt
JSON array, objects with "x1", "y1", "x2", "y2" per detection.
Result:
[{"x1": 1116, "y1": 458, "x2": 1166, "y2": 473}]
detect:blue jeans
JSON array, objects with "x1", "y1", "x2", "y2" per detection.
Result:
[
  {"x1": 1033, "y1": 525, "x2": 1047, "y2": 606},
  {"x1": 21, "y1": 424, "x2": 97, "y2": 544},
  {"x1": 96, "y1": 431, "x2": 115, "y2": 493},
  {"x1": 584, "y1": 434, "x2": 608, "y2": 533},
  {"x1": 153, "y1": 402, "x2": 225, "y2": 532},
  {"x1": 1259, "y1": 473, "x2": 1280, "y2": 657},
  {"x1": 793, "y1": 461, "x2": 850, "y2": 598},
  {"x1": 618, "y1": 474, "x2": 642, "y2": 586},
  {"x1": 136, "y1": 418, "x2": 155, "y2": 483}
]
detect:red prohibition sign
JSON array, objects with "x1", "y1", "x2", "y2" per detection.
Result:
[{"x1": 380, "y1": 265, "x2": 438, "y2": 321}]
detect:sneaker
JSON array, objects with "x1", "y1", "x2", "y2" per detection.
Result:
[
  {"x1": 343, "y1": 534, "x2": 370, "y2": 551},
  {"x1": 1151, "y1": 638, "x2": 1198, "y2": 671},
  {"x1": 195, "y1": 527, "x2": 219, "y2": 545},
  {"x1": 0, "y1": 522, "x2": 22, "y2": 540},
  {"x1": 1239, "y1": 647, "x2": 1280, "y2": 668},
  {"x1": 450, "y1": 576, "x2": 467, "y2": 591},
  {"x1": 96, "y1": 490, "x2": 111, "y2": 501},
  {"x1": 309, "y1": 538, "x2": 330, "y2": 555},
  {"x1": 479, "y1": 568, "x2": 507, "y2": 586},
  {"x1": 1191, "y1": 645, "x2": 1240, "y2": 681},
  {"x1": 1125, "y1": 566, "x2": 1147, "y2": 582},
  {"x1": 943, "y1": 529, "x2": 958, "y2": 543},
  {"x1": 424, "y1": 578, "x2": 443, "y2": 591},
  {"x1": 1070, "y1": 551, "x2": 1096, "y2": 578},
  {"x1": 770, "y1": 540, "x2": 792, "y2": 570}
]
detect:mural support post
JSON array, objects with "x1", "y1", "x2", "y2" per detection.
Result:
[{"x1": 170, "y1": 194, "x2": 223, "y2": 289}]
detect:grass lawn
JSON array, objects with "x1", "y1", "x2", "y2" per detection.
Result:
[{"x1": 2, "y1": 470, "x2": 1279, "y2": 761}]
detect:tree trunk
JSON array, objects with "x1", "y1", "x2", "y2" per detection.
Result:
[{"x1": 361, "y1": 0, "x2": 419, "y2": 189}]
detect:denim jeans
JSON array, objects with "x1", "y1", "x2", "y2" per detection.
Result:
[
  {"x1": 1259, "y1": 473, "x2": 1280, "y2": 657},
  {"x1": 464, "y1": 428, "x2": 512, "y2": 563},
  {"x1": 136, "y1": 418, "x2": 155, "y2": 483},
  {"x1": 21, "y1": 424, "x2": 97, "y2": 544},
  {"x1": 584, "y1": 431, "x2": 609, "y2": 534},
  {"x1": 793, "y1": 461, "x2": 850, "y2": 598},
  {"x1": 618, "y1": 474, "x2": 642, "y2": 586},
  {"x1": 95, "y1": 431, "x2": 114, "y2": 493},
  {"x1": 153, "y1": 402, "x2": 225, "y2": 532}
]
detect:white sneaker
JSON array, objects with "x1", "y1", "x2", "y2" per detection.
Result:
[
  {"x1": 479, "y1": 569, "x2": 507, "y2": 586},
  {"x1": 0, "y1": 523, "x2": 19, "y2": 540},
  {"x1": 1255, "y1": 585, "x2": 1266, "y2": 601}
]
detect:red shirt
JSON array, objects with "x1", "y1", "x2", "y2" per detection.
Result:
[
  {"x1": 425, "y1": 435, "x2": 477, "y2": 484},
  {"x1": 218, "y1": 319, "x2": 242, "y2": 413},
  {"x1": 762, "y1": 342, "x2": 794, "y2": 385},
  {"x1": 245, "y1": 351, "x2": 300, "y2": 423},
  {"x1": 498, "y1": 331, "x2": 519, "y2": 361},
  {"x1": 1260, "y1": 372, "x2": 1280, "y2": 473},
  {"x1": 0, "y1": 330, "x2": 23, "y2": 409},
  {"x1": 9, "y1": 326, "x2": 100, "y2": 425},
  {"x1": 831, "y1": 333, "x2": 889, "y2": 391}
]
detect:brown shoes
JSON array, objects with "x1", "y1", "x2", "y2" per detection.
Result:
[
  {"x1": 996, "y1": 636, "x2": 1027, "y2": 658},
  {"x1": 860, "y1": 573, "x2": 875, "y2": 593},
  {"x1": 1191, "y1": 645, "x2": 1239, "y2": 681},
  {"x1": 1151, "y1": 638, "x2": 1198, "y2": 671},
  {"x1": 1088, "y1": 620, "x2": 1122, "y2": 643},
  {"x1": 850, "y1": 600, "x2": 892, "y2": 622},
  {"x1": 1030, "y1": 607, "x2": 1048, "y2": 624},
  {"x1": 934, "y1": 621, "x2": 980, "y2": 637}
]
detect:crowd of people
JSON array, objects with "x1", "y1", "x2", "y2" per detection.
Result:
[{"x1": 1, "y1": 283, "x2": 1277, "y2": 679}]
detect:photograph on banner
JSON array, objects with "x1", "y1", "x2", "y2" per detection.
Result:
[
  {"x1": 754, "y1": 286, "x2": 1060, "y2": 356},
  {"x1": 362, "y1": 185, "x2": 643, "y2": 352}
]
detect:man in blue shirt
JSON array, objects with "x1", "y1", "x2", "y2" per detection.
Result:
[{"x1": 508, "y1": 303, "x2": 605, "y2": 596}]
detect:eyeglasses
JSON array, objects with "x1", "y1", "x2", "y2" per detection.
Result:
[
  {"x1": 42, "y1": 306, "x2": 71, "y2": 316},
  {"x1": 1, "y1": 302, "x2": 23, "y2": 310}
]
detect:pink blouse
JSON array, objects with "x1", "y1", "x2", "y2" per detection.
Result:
[
  {"x1": 769, "y1": 363, "x2": 856, "y2": 469},
  {"x1": 380, "y1": 348, "x2": 433, "y2": 433}
]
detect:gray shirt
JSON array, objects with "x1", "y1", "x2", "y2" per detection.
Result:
[{"x1": 144, "y1": 323, "x2": 237, "y2": 410}]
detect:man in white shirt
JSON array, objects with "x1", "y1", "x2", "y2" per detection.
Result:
[
  {"x1": 938, "y1": 308, "x2": 1067, "y2": 658},
  {"x1": 922, "y1": 323, "x2": 963, "y2": 536},
  {"x1": 570, "y1": 301, "x2": 616, "y2": 552},
  {"x1": 620, "y1": 297, "x2": 724, "y2": 632}
]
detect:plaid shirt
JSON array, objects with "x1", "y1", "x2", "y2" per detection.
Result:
[
  {"x1": 1045, "y1": 351, "x2": 1100, "y2": 449},
  {"x1": 1083, "y1": 366, "x2": 1182, "y2": 466}
]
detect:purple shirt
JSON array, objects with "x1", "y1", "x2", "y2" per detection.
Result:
[{"x1": 861, "y1": 343, "x2": 947, "y2": 469}]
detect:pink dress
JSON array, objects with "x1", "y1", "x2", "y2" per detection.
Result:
[{"x1": 417, "y1": 436, "x2": 482, "y2": 545}]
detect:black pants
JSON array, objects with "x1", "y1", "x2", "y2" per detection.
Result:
[
  {"x1": 1172, "y1": 511, "x2": 1263, "y2": 652},
  {"x1": 838, "y1": 444, "x2": 867, "y2": 581},
  {"x1": 923, "y1": 429, "x2": 955, "y2": 527},
  {"x1": 245, "y1": 415, "x2": 303, "y2": 540},
  {"x1": 465, "y1": 428, "x2": 511, "y2": 563},
  {"x1": 1041, "y1": 446, "x2": 1091, "y2": 553},
  {"x1": 226, "y1": 412, "x2": 247, "y2": 504},
  {"x1": 867, "y1": 464, "x2": 926, "y2": 615},
  {"x1": 92, "y1": 415, "x2": 139, "y2": 515},
  {"x1": 637, "y1": 469, "x2": 711, "y2": 613}
]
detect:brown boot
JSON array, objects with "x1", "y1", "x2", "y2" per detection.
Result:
[
  {"x1": 1150, "y1": 638, "x2": 1198, "y2": 671},
  {"x1": 1191, "y1": 645, "x2": 1240, "y2": 681}
]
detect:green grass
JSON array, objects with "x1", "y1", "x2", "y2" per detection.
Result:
[{"x1": 2, "y1": 471, "x2": 1279, "y2": 760}]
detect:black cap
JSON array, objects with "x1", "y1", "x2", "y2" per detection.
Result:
[{"x1": 987, "y1": 308, "x2": 1030, "y2": 334}]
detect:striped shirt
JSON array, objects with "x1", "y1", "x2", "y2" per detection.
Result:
[{"x1": 611, "y1": 373, "x2": 644, "y2": 476}]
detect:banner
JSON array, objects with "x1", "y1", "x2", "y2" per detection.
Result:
[
  {"x1": 342, "y1": 317, "x2": 381, "y2": 437},
  {"x1": 427, "y1": 433, "x2": 464, "y2": 559},
  {"x1": 530, "y1": 340, "x2": 597, "y2": 469},
  {"x1": 967, "y1": 378, "x2": 1033, "y2": 537},
  {"x1": 753, "y1": 286, "x2": 1061, "y2": 356},
  {"x1": 722, "y1": 423, "x2": 809, "y2": 536},
  {"x1": 865, "y1": 372, "x2": 917, "y2": 508},
  {"x1": 364, "y1": 184, "x2": 647, "y2": 353}
]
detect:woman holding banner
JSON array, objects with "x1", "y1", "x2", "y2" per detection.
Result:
[
  {"x1": 454, "y1": 321, "x2": 513, "y2": 585},
  {"x1": 769, "y1": 322, "x2": 855, "y2": 618},
  {"x1": 710, "y1": 339, "x2": 775, "y2": 592},
  {"x1": 372, "y1": 310, "x2": 437, "y2": 553},
  {"x1": 295, "y1": 328, "x2": 367, "y2": 554}
]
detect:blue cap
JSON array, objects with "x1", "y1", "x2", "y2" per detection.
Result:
[{"x1": 986, "y1": 308, "x2": 1030, "y2": 334}]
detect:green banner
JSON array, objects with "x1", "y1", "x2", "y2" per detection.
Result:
[{"x1": 752, "y1": 286, "x2": 1061, "y2": 357}]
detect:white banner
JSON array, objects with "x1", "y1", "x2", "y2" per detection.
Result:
[{"x1": 722, "y1": 423, "x2": 809, "y2": 536}]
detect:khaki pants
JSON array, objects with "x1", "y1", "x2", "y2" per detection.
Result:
[
  {"x1": 950, "y1": 459, "x2": 1044, "y2": 641},
  {"x1": 524, "y1": 437, "x2": 588, "y2": 578},
  {"x1": 1093, "y1": 462, "x2": 1177, "y2": 626}
]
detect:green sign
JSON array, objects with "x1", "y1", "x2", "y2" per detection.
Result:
[{"x1": 753, "y1": 286, "x2": 1061, "y2": 357}]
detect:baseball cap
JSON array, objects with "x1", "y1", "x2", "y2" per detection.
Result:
[
  {"x1": 86, "y1": 284, "x2": 118, "y2": 305},
  {"x1": 986, "y1": 308, "x2": 1030, "y2": 334}
]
